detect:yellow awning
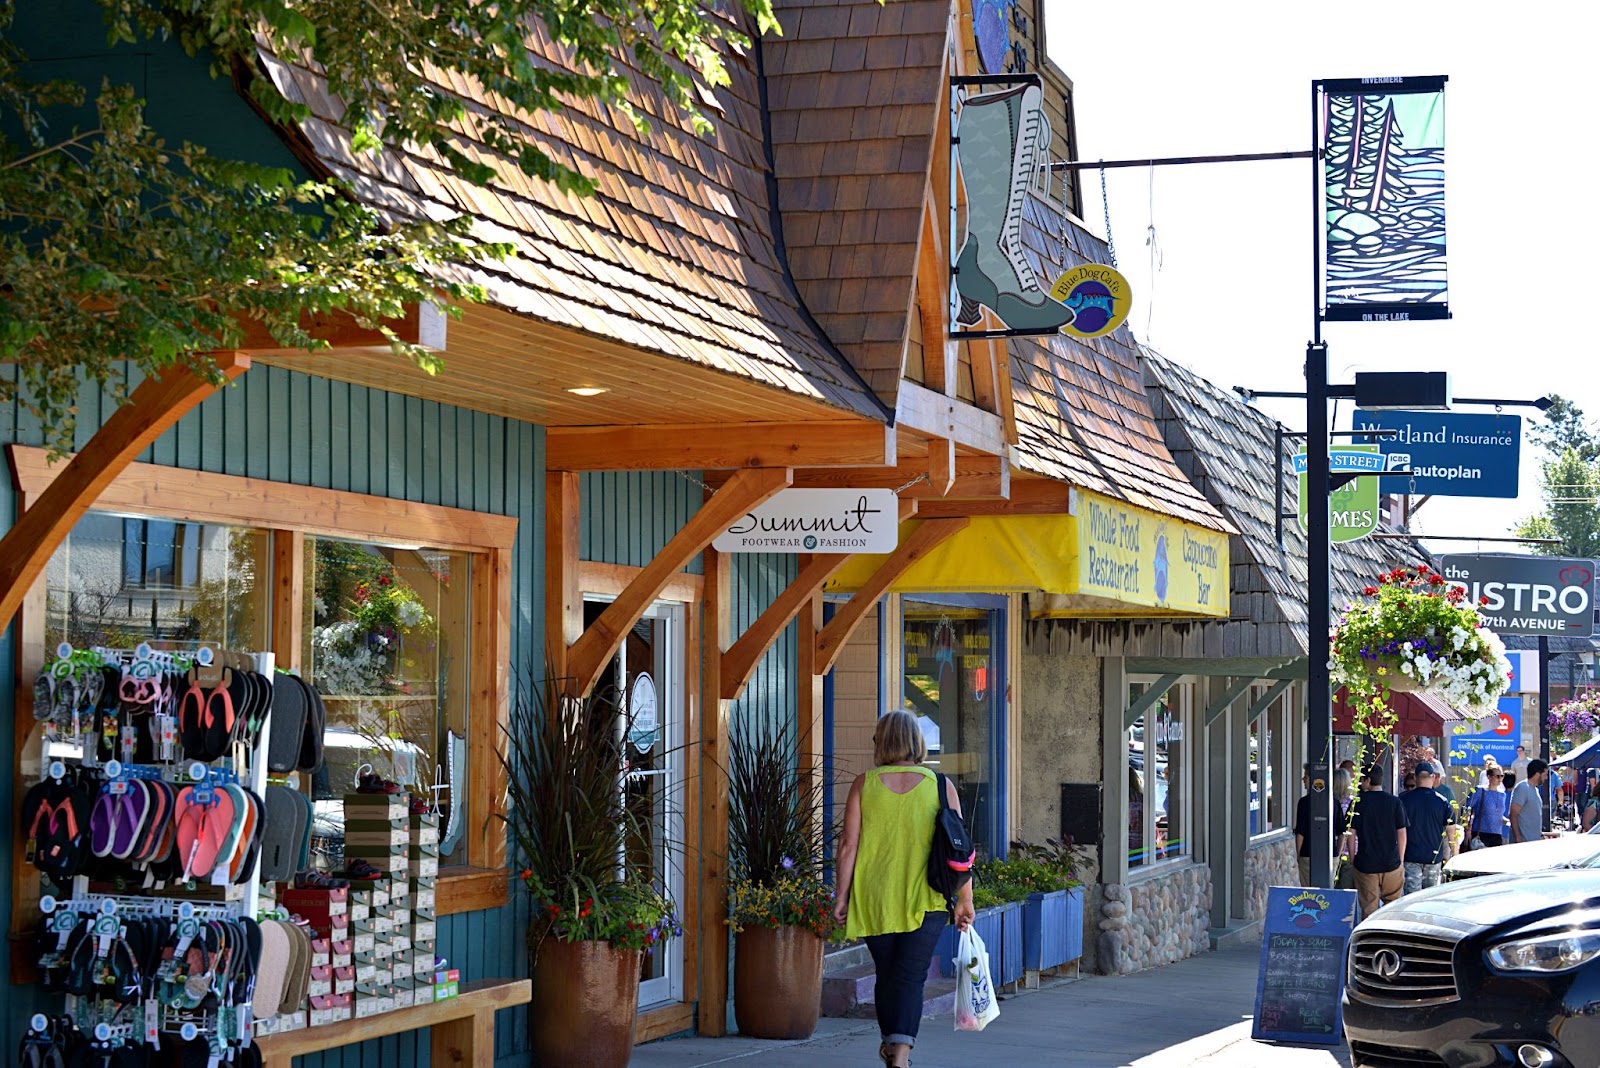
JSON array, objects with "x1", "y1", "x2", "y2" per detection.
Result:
[{"x1": 826, "y1": 490, "x2": 1229, "y2": 619}]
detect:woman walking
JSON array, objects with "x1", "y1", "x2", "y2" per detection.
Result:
[
  {"x1": 833, "y1": 711, "x2": 976, "y2": 1067},
  {"x1": 1469, "y1": 766, "x2": 1509, "y2": 847}
]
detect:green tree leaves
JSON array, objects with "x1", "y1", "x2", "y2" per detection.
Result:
[
  {"x1": 1515, "y1": 396, "x2": 1600, "y2": 557},
  {"x1": 2, "y1": 0, "x2": 775, "y2": 454}
]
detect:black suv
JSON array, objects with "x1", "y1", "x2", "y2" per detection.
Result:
[{"x1": 1344, "y1": 869, "x2": 1600, "y2": 1068}]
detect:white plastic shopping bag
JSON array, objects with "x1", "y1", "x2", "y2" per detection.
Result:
[{"x1": 953, "y1": 927, "x2": 1000, "y2": 1032}]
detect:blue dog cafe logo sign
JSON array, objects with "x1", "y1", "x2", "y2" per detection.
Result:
[
  {"x1": 1288, "y1": 890, "x2": 1332, "y2": 929},
  {"x1": 713, "y1": 489, "x2": 899, "y2": 554},
  {"x1": 1047, "y1": 264, "x2": 1132, "y2": 339}
]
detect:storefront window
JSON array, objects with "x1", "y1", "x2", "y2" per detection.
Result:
[
  {"x1": 1127, "y1": 681, "x2": 1191, "y2": 869},
  {"x1": 902, "y1": 599, "x2": 1003, "y2": 859},
  {"x1": 45, "y1": 511, "x2": 271, "y2": 651},
  {"x1": 1249, "y1": 707, "x2": 1275, "y2": 835},
  {"x1": 302, "y1": 537, "x2": 472, "y2": 868}
]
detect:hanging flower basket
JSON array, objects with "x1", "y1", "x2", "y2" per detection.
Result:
[
  {"x1": 1332, "y1": 564, "x2": 1512, "y2": 758},
  {"x1": 1548, "y1": 691, "x2": 1600, "y2": 754}
]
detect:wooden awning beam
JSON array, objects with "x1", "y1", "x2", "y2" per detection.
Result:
[
  {"x1": 546, "y1": 422, "x2": 895, "y2": 472},
  {"x1": 703, "y1": 453, "x2": 1009, "y2": 500},
  {"x1": 721, "y1": 499, "x2": 920, "y2": 701},
  {"x1": 231, "y1": 302, "x2": 448, "y2": 356},
  {"x1": 813, "y1": 516, "x2": 971, "y2": 676},
  {"x1": 0, "y1": 352, "x2": 251, "y2": 631},
  {"x1": 915, "y1": 478, "x2": 1074, "y2": 517},
  {"x1": 565, "y1": 466, "x2": 792, "y2": 697}
]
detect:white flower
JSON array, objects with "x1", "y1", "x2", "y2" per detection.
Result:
[
  {"x1": 1401, "y1": 661, "x2": 1414, "y2": 675},
  {"x1": 396, "y1": 600, "x2": 426, "y2": 628}
]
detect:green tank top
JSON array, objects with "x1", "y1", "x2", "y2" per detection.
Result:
[{"x1": 845, "y1": 766, "x2": 948, "y2": 938}]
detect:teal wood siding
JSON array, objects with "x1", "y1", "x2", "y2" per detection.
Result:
[
  {"x1": 0, "y1": 365, "x2": 541, "y2": 1067},
  {"x1": 579, "y1": 471, "x2": 704, "y2": 574},
  {"x1": 729, "y1": 555, "x2": 799, "y2": 735}
]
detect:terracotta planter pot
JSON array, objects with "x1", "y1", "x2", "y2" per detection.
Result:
[
  {"x1": 531, "y1": 937, "x2": 641, "y2": 1067},
  {"x1": 733, "y1": 925, "x2": 824, "y2": 1039}
]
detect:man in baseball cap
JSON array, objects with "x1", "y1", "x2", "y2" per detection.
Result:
[{"x1": 1400, "y1": 760, "x2": 1455, "y2": 894}]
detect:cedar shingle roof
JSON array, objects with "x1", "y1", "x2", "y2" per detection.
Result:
[
  {"x1": 764, "y1": 0, "x2": 951, "y2": 408},
  {"x1": 1008, "y1": 196, "x2": 1232, "y2": 534},
  {"x1": 1142, "y1": 348, "x2": 1430, "y2": 649},
  {"x1": 252, "y1": 16, "x2": 887, "y2": 421}
]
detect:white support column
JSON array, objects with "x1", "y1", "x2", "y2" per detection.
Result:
[{"x1": 1101, "y1": 656, "x2": 1129, "y2": 888}]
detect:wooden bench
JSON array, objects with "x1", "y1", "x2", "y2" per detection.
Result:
[{"x1": 255, "y1": 978, "x2": 532, "y2": 1068}]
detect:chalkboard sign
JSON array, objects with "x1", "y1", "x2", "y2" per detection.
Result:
[{"x1": 1251, "y1": 885, "x2": 1358, "y2": 1045}]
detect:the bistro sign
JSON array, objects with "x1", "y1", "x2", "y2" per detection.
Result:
[{"x1": 713, "y1": 489, "x2": 899, "y2": 554}]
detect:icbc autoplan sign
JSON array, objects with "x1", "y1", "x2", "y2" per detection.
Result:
[{"x1": 1440, "y1": 555, "x2": 1595, "y2": 636}]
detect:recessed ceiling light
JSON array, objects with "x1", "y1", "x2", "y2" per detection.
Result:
[{"x1": 566, "y1": 386, "x2": 608, "y2": 397}]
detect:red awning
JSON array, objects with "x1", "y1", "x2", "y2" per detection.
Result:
[{"x1": 1333, "y1": 687, "x2": 1470, "y2": 737}]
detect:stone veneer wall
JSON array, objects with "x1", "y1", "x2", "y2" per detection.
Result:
[
  {"x1": 1096, "y1": 863, "x2": 1212, "y2": 975},
  {"x1": 1245, "y1": 832, "x2": 1300, "y2": 921}
]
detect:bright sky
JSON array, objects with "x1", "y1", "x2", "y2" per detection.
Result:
[{"x1": 1048, "y1": 1, "x2": 1599, "y2": 553}]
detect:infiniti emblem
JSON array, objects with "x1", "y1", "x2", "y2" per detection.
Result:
[{"x1": 1372, "y1": 948, "x2": 1404, "y2": 980}]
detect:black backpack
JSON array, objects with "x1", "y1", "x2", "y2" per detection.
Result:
[{"x1": 927, "y1": 772, "x2": 976, "y2": 904}]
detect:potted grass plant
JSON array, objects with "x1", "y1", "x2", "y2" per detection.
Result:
[
  {"x1": 725, "y1": 715, "x2": 836, "y2": 1039},
  {"x1": 498, "y1": 678, "x2": 679, "y2": 1068}
]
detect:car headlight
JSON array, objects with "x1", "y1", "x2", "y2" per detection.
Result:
[{"x1": 1486, "y1": 930, "x2": 1600, "y2": 974}]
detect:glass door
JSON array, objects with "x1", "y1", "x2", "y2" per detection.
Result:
[{"x1": 584, "y1": 597, "x2": 685, "y2": 1008}]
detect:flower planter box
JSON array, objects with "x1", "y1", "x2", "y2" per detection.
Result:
[
  {"x1": 1022, "y1": 886, "x2": 1084, "y2": 975},
  {"x1": 936, "y1": 900, "x2": 1024, "y2": 987}
]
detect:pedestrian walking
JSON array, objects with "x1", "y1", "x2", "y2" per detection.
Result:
[
  {"x1": 1294, "y1": 766, "x2": 1353, "y2": 886},
  {"x1": 1399, "y1": 761, "x2": 1453, "y2": 894},
  {"x1": 1510, "y1": 745, "x2": 1531, "y2": 786},
  {"x1": 832, "y1": 710, "x2": 975, "y2": 1068},
  {"x1": 1509, "y1": 759, "x2": 1549, "y2": 844},
  {"x1": 1468, "y1": 767, "x2": 1509, "y2": 847},
  {"x1": 1582, "y1": 780, "x2": 1600, "y2": 832},
  {"x1": 1343, "y1": 766, "x2": 1408, "y2": 919}
]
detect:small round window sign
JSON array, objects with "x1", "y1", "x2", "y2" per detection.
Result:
[{"x1": 629, "y1": 672, "x2": 660, "y2": 754}]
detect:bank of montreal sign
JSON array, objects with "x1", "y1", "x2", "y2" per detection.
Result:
[
  {"x1": 1440, "y1": 554, "x2": 1595, "y2": 637},
  {"x1": 713, "y1": 489, "x2": 899, "y2": 554}
]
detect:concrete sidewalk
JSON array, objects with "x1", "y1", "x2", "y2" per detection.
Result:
[{"x1": 631, "y1": 943, "x2": 1352, "y2": 1068}]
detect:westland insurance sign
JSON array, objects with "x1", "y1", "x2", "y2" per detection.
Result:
[{"x1": 1352, "y1": 410, "x2": 1521, "y2": 498}]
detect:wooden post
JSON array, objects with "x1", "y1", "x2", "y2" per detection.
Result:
[
  {"x1": 270, "y1": 531, "x2": 306, "y2": 671},
  {"x1": 698, "y1": 547, "x2": 733, "y2": 1036},
  {"x1": 0, "y1": 351, "x2": 249, "y2": 631},
  {"x1": 796, "y1": 588, "x2": 826, "y2": 814},
  {"x1": 545, "y1": 470, "x2": 581, "y2": 700}
]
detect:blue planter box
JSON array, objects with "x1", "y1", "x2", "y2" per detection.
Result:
[
  {"x1": 936, "y1": 901, "x2": 1024, "y2": 986},
  {"x1": 1023, "y1": 887, "x2": 1085, "y2": 972}
]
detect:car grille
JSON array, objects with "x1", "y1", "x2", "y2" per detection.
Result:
[
  {"x1": 1348, "y1": 930, "x2": 1460, "y2": 1004},
  {"x1": 1349, "y1": 1041, "x2": 1449, "y2": 1068}
]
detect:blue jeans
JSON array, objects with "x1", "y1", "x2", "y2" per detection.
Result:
[{"x1": 863, "y1": 910, "x2": 948, "y2": 1047}]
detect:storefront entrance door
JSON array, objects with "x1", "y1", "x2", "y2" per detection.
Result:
[{"x1": 583, "y1": 597, "x2": 685, "y2": 1008}]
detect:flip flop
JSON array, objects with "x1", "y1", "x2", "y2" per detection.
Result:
[
  {"x1": 176, "y1": 785, "x2": 235, "y2": 881},
  {"x1": 177, "y1": 682, "x2": 208, "y2": 761},
  {"x1": 253, "y1": 920, "x2": 291, "y2": 1019},
  {"x1": 89, "y1": 791, "x2": 118, "y2": 859},
  {"x1": 297, "y1": 676, "x2": 326, "y2": 773},
  {"x1": 111, "y1": 780, "x2": 152, "y2": 861},
  {"x1": 268, "y1": 674, "x2": 308, "y2": 773},
  {"x1": 203, "y1": 675, "x2": 237, "y2": 763},
  {"x1": 228, "y1": 787, "x2": 264, "y2": 883},
  {"x1": 261, "y1": 786, "x2": 304, "y2": 884},
  {"x1": 214, "y1": 784, "x2": 251, "y2": 880}
]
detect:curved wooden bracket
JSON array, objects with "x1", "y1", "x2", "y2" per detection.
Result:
[
  {"x1": 813, "y1": 516, "x2": 971, "y2": 676},
  {"x1": 721, "y1": 553, "x2": 848, "y2": 701},
  {"x1": 564, "y1": 466, "x2": 792, "y2": 698},
  {"x1": 0, "y1": 352, "x2": 250, "y2": 632},
  {"x1": 720, "y1": 499, "x2": 921, "y2": 700}
]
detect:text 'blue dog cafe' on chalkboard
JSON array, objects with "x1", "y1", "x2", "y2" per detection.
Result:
[{"x1": 1251, "y1": 885, "x2": 1359, "y2": 1045}]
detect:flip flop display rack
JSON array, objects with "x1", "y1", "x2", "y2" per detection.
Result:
[{"x1": 19, "y1": 642, "x2": 295, "y2": 1067}]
